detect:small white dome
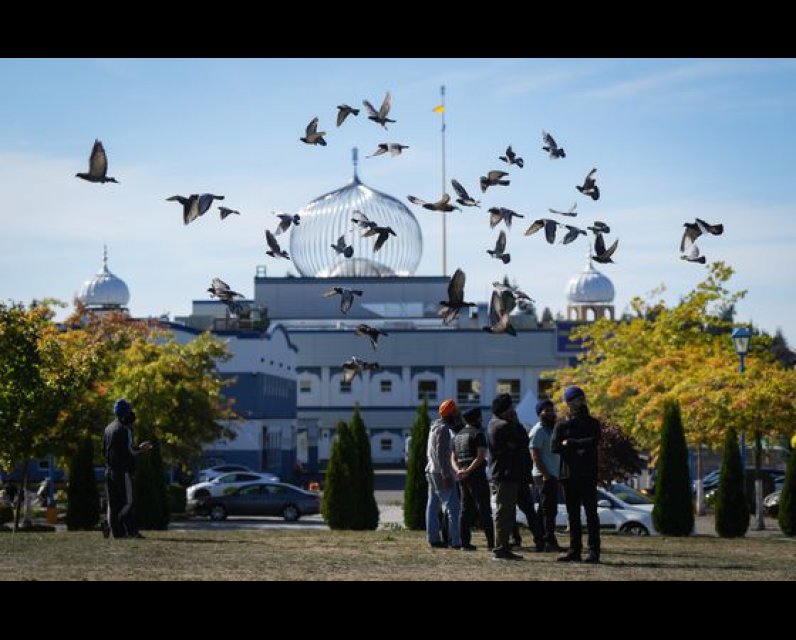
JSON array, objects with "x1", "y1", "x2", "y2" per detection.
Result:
[
  {"x1": 566, "y1": 262, "x2": 614, "y2": 304},
  {"x1": 79, "y1": 248, "x2": 130, "y2": 308}
]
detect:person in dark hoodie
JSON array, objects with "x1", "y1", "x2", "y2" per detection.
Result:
[
  {"x1": 102, "y1": 399, "x2": 152, "y2": 539},
  {"x1": 551, "y1": 386, "x2": 602, "y2": 563},
  {"x1": 487, "y1": 393, "x2": 525, "y2": 561}
]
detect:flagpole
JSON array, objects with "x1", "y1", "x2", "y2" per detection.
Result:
[{"x1": 440, "y1": 85, "x2": 447, "y2": 277}]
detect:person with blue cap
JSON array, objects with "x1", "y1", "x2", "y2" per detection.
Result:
[
  {"x1": 528, "y1": 398, "x2": 565, "y2": 552},
  {"x1": 551, "y1": 386, "x2": 602, "y2": 563},
  {"x1": 101, "y1": 399, "x2": 153, "y2": 539}
]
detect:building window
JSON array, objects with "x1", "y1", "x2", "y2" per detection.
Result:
[
  {"x1": 380, "y1": 380, "x2": 392, "y2": 393},
  {"x1": 417, "y1": 379, "x2": 438, "y2": 402},
  {"x1": 456, "y1": 379, "x2": 481, "y2": 405},
  {"x1": 380, "y1": 439, "x2": 393, "y2": 451},
  {"x1": 340, "y1": 380, "x2": 352, "y2": 393},
  {"x1": 496, "y1": 378, "x2": 521, "y2": 403},
  {"x1": 299, "y1": 379, "x2": 312, "y2": 394},
  {"x1": 537, "y1": 377, "x2": 553, "y2": 399}
]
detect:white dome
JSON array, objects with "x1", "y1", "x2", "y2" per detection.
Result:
[
  {"x1": 566, "y1": 262, "x2": 614, "y2": 304},
  {"x1": 79, "y1": 249, "x2": 130, "y2": 308}
]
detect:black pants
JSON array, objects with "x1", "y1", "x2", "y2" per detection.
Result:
[
  {"x1": 459, "y1": 470, "x2": 495, "y2": 549},
  {"x1": 513, "y1": 481, "x2": 544, "y2": 548},
  {"x1": 533, "y1": 476, "x2": 560, "y2": 544},
  {"x1": 561, "y1": 476, "x2": 600, "y2": 555},
  {"x1": 105, "y1": 469, "x2": 138, "y2": 538}
]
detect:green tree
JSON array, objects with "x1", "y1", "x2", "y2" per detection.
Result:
[
  {"x1": 134, "y1": 439, "x2": 169, "y2": 530},
  {"x1": 544, "y1": 263, "x2": 796, "y2": 452},
  {"x1": 349, "y1": 404, "x2": 379, "y2": 530},
  {"x1": 779, "y1": 448, "x2": 796, "y2": 536},
  {"x1": 715, "y1": 427, "x2": 749, "y2": 538},
  {"x1": 0, "y1": 301, "x2": 101, "y2": 530},
  {"x1": 65, "y1": 437, "x2": 100, "y2": 530},
  {"x1": 403, "y1": 399, "x2": 431, "y2": 530},
  {"x1": 322, "y1": 421, "x2": 356, "y2": 529},
  {"x1": 652, "y1": 400, "x2": 694, "y2": 536}
]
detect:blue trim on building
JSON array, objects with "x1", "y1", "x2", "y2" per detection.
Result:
[
  {"x1": 223, "y1": 373, "x2": 297, "y2": 419},
  {"x1": 296, "y1": 367, "x2": 322, "y2": 376},
  {"x1": 411, "y1": 366, "x2": 445, "y2": 377}
]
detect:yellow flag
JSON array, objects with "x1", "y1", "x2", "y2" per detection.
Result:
[{"x1": 432, "y1": 104, "x2": 445, "y2": 114}]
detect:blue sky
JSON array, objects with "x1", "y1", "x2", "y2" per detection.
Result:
[{"x1": 1, "y1": 58, "x2": 794, "y2": 345}]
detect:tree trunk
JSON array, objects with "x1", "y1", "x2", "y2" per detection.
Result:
[{"x1": 13, "y1": 460, "x2": 30, "y2": 531}]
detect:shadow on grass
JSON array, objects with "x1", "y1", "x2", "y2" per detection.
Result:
[{"x1": 604, "y1": 560, "x2": 753, "y2": 570}]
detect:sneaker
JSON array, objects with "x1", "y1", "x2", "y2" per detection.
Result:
[
  {"x1": 557, "y1": 551, "x2": 582, "y2": 562},
  {"x1": 493, "y1": 550, "x2": 524, "y2": 561},
  {"x1": 583, "y1": 551, "x2": 600, "y2": 564},
  {"x1": 100, "y1": 520, "x2": 110, "y2": 539},
  {"x1": 461, "y1": 543, "x2": 477, "y2": 551},
  {"x1": 429, "y1": 541, "x2": 448, "y2": 549},
  {"x1": 544, "y1": 541, "x2": 566, "y2": 553}
]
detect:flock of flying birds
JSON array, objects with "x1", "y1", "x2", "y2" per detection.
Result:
[{"x1": 74, "y1": 92, "x2": 725, "y2": 383}]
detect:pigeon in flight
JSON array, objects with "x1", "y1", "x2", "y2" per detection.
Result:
[
  {"x1": 167, "y1": 193, "x2": 225, "y2": 225},
  {"x1": 331, "y1": 234, "x2": 354, "y2": 258},
  {"x1": 549, "y1": 202, "x2": 577, "y2": 217},
  {"x1": 592, "y1": 232, "x2": 619, "y2": 264},
  {"x1": 323, "y1": 286, "x2": 363, "y2": 314},
  {"x1": 450, "y1": 179, "x2": 480, "y2": 207},
  {"x1": 351, "y1": 210, "x2": 377, "y2": 231},
  {"x1": 680, "y1": 218, "x2": 724, "y2": 252},
  {"x1": 336, "y1": 104, "x2": 360, "y2": 127},
  {"x1": 208, "y1": 277, "x2": 243, "y2": 301},
  {"x1": 265, "y1": 229, "x2": 290, "y2": 259},
  {"x1": 76, "y1": 139, "x2": 119, "y2": 184},
  {"x1": 576, "y1": 168, "x2": 600, "y2": 200},
  {"x1": 492, "y1": 281, "x2": 534, "y2": 304},
  {"x1": 438, "y1": 268, "x2": 476, "y2": 325},
  {"x1": 407, "y1": 194, "x2": 461, "y2": 212},
  {"x1": 587, "y1": 221, "x2": 611, "y2": 234},
  {"x1": 499, "y1": 145, "x2": 524, "y2": 168},
  {"x1": 274, "y1": 212, "x2": 301, "y2": 235},
  {"x1": 487, "y1": 230, "x2": 511, "y2": 264},
  {"x1": 363, "y1": 91, "x2": 395, "y2": 129},
  {"x1": 363, "y1": 225, "x2": 397, "y2": 252},
  {"x1": 479, "y1": 170, "x2": 510, "y2": 193},
  {"x1": 222, "y1": 298, "x2": 248, "y2": 318},
  {"x1": 680, "y1": 241, "x2": 706, "y2": 264},
  {"x1": 342, "y1": 357, "x2": 380, "y2": 384},
  {"x1": 219, "y1": 207, "x2": 240, "y2": 220},
  {"x1": 355, "y1": 324, "x2": 389, "y2": 351},
  {"x1": 482, "y1": 288, "x2": 517, "y2": 336},
  {"x1": 300, "y1": 117, "x2": 327, "y2": 146},
  {"x1": 560, "y1": 224, "x2": 587, "y2": 245},
  {"x1": 524, "y1": 218, "x2": 559, "y2": 244},
  {"x1": 488, "y1": 207, "x2": 524, "y2": 230},
  {"x1": 367, "y1": 143, "x2": 409, "y2": 158},
  {"x1": 542, "y1": 130, "x2": 566, "y2": 159}
]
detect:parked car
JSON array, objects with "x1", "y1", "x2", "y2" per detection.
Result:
[
  {"x1": 197, "y1": 464, "x2": 255, "y2": 483},
  {"x1": 186, "y1": 471, "x2": 280, "y2": 506},
  {"x1": 194, "y1": 482, "x2": 321, "y2": 521},
  {"x1": 763, "y1": 490, "x2": 782, "y2": 517},
  {"x1": 507, "y1": 483, "x2": 657, "y2": 536}
]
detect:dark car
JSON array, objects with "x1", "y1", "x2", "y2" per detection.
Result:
[{"x1": 196, "y1": 482, "x2": 321, "y2": 522}]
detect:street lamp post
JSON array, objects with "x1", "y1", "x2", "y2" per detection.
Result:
[{"x1": 731, "y1": 327, "x2": 763, "y2": 529}]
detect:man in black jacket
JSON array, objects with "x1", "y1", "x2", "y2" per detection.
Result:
[
  {"x1": 102, "y1": 399, "x2": 152, "y2": 539},
  {"x1": 551, "y1": 386, "x2": 602, "y2": 563}
]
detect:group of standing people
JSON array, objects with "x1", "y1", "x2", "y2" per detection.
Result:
[{"x1": 425, "y1": 385, "x2": 602, "y2": 563}]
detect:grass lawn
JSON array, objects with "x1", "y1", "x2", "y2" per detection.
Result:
[{"x1": 1, "y1": 528, "x2": 795, "y2": 580}]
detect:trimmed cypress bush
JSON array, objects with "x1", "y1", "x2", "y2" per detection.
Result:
[
  {"x1": 403, "y1": 399, "x2": 431, "y2": 530},
  {"x1": 652, "y1": 399, "x2": 694, "y2": 536},
  {"x1": 167, "y1": 484, "x2": 187, "y2": 515},
  {"x1": 134, "y1": 439, "x2": 169, "y2": 530},
  {"x1": 66, "y1": 437, "x2": 100, "y2": 531},
  {"x1": 715, "y1": 427, "x2": 749, "y2": 537},
  {"x1": 349, "y1": 404, "x2": 379, "y2": 530},
  {"x1": 322, "y1": 421, "x2": 356, "y2": 529},
  {"x1": 778, "y1": 447, "x2": 795, "y2": 536}
]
